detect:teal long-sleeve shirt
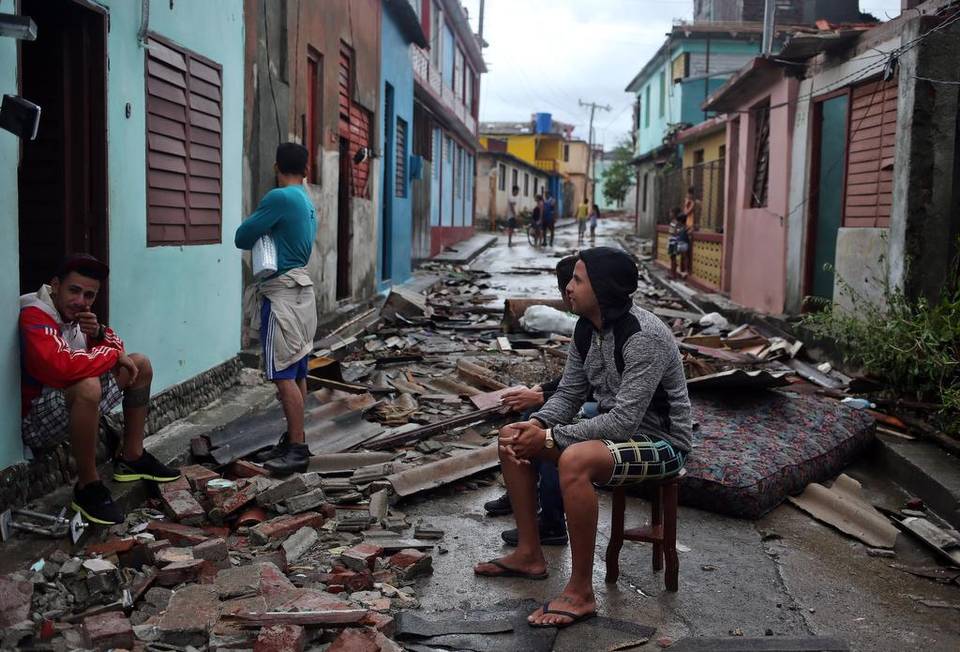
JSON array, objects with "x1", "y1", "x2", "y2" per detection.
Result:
[{"x1": 235, "y1": 185, "x2": 317, "y2": 276}]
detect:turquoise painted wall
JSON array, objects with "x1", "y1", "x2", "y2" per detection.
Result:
[
  {"x1": 378, "y1": 5, "x2": 415, "y2": 289},
  {"x1": 635, "y1": 38, "x2": 761, "y2": 157},
  {"x1": 102, "y1": 0, "x2": 244, "y2": 395},
  {"x1": 0, "y1": 0, "x2": 24, "y2": 469}
]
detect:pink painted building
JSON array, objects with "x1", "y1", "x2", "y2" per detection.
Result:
[{"x1": 704, "y1": 59, "x2": 798, "y2": 315}]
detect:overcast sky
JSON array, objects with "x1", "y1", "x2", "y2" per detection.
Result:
[{"x1": 460, "y1": 0, "x2": 906, "y2": 151}]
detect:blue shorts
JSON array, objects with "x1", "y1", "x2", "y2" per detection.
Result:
[{"x1": 260, "y1": 298, "x2": 309, "y2": 381}]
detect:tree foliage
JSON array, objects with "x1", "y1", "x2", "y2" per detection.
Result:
[{"x1": 600, "y1": 138, "x2": 634, "y2": 207}]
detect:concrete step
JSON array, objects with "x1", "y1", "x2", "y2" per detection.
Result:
[{"x1": 873, "y1": 433, "x2": 960, "y2": 529}]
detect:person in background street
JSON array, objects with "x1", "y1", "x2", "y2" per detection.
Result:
[
  {"x1": 236, "y1": 143, "x2": 318, "y2": 476},
  {"x1": 542, "y1": 191, "x2": 556, "y2": 247},
  {"x1": 682, "y1": 186, "x2": 700, "y2": 278},
  {"x1": 507, "y1": 185, "x2": 520, "y2": 247},
  {"x1": 531, "y1": 194, "x2": 544, "y2": 247},
  {"x1": 474, "y1": 247, "x2": 692, "y2": 629},
  {"x1": 588, "y1": 203, "x2": 600, "y2": 242},
  {"x1": 667, "y1": 207, "x2": 690, "y2": 279},
  {"x1": 19, "y1": 254, "x2": 180, "y2": 525},
  {"x1": 576, "y1": 197, "x2": 589, "y2": 244},
  {"x1": 483, "y1": 255, "x2": 580, "y2": 548}
]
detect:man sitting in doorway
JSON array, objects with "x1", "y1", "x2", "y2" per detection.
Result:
[
  {"x1": 473, "y1": 247, "x2": 692, "y2": 628},
  {"x1": 19, "y1": 254, "x2": 180, "y2": 525},
  {"x1": 236, "y1": 142, "x2": 318, "y2": 476}
]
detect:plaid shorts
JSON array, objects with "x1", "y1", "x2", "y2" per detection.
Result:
[
  {"x1": 599, "y1": 434, "x2": 687, "y2": 487},
  {"x1": 21, "y1": 374, "x2": 123, "y2": 451}
]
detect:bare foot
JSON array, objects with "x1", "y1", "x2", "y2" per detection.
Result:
[
  {"x1": 474, "y1": 550, "x2": 546, "y2": 578},
  {"x1": 528, "y1": 589, "x2": 597, "y2": 627}
]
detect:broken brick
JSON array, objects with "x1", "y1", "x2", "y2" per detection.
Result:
[
  {"x1": 284, "y1": 488, "x2": 325, "y2": 514},
  {"x1": 180, "y1": 464, "x2": 221, "y2": 491},
  {"x1": 219, "y1": 481, "x2": 260, "y2": 516},
  {"x1": 361, "y1": 611, "x2": 396, "y2": 637},
  {"x1": 193, "y1": 537, "x2": 228, "y2": 561},
  {"x1": 327, "y1": 627, "x2": 381, "y2": 652},
  {"x1": 145, "y1": 540, "x2": 172, "y2": 563},
  {"x1": 256, "y1": 474, "x2": 322, "y2": 507},
  {"x1": 86, "y1": 537, "x2": 136, "y2": 557},
  {"x1": 389, "y1": 549, "x2": 432, "y2": 579},
  {"x1": 214, "y1": 562, "x2": 293, "y2": 600},
  {"x1": 156, "y1": 559, "x2": 205, "y2": 587},
  {"x1": 251, "y1": 549, "x2": 288, "y2": 573},
  {"x1": 329, "y1": 568, "x2": 374, "y2": 592},
  {"x1": 281, "y1": 526, "x2": 318, "y2": 563},
  {"x1": 155, "y1": 547, "x2": 195, "y2": 565},
  {"x1": 254, "y1": 624, "x2": 305, "y2": 652},
  {"x1": 161, "y1": 488, "x2": 206, "y2": 525},
  {"x1": 202, "y1": 525, "x2": 231, "y2": 539},
  {"x1": 230, "y1": 460, "x2": 271, "y2": 478},
  {"x1": 249, "y1": 512, "x2": 324, "y2": 545},
  {"x1": 0, "y1": 576, "x2": 33, "y2": 627},
  {"x1": 157, "y1": 584, "x2": 220, "y2": 648},
  {"x1": 237, "y1": 506, "x2": 269, "y2": 527},
  {"x1": 146, "y1": 521, "x2": 209, "y2": 546},
  {"x1": 82, "y1": 611, "x2": 133, "y2": 651},
  {"x1": 340, "y1": 543, "x2": 384, "y2": 572}
]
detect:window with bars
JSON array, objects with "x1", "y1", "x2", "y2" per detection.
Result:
[
  {"x1": 498, "y1": 163, "x2": 506, "y2": 191},
  {"x1": 145, "y1": 36, "x2": 223, "y2": 246},
  {"x1": 750, "y1": 100, "x2": 770, "y2": 208},
  {"x1": 395, "y1": 117, "x2": 407, "y2": 198},
  {"x1": 524, "y1": 172, "x2": 529, "y2": 196},
  {"x1": 511, "y1": 168, "x2": 518, "y2": 190},
  {"x1": 339, "y1": 43, "x2": 372, "y2": 199}
]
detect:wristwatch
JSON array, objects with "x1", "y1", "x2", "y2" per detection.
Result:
[
  {"x1": 544, "y1": 428, "x2": 555, "y2": 449},
  {"x1": 96, "y1": 324, "x2": 106, "y2": 340}
]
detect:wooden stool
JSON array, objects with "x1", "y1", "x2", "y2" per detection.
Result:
[{"x1": 604, "y1": 468, "x2": 685, "y2": 592}]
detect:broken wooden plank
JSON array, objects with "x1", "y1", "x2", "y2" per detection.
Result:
[
  {"x1": 365, "y1": 407, "x2": 502, "y2": 451},
  {"x1": 653, "y1": 307, "x2": 703, "y2": 322},
  {"x1": 470, "y1": 386, "x2": 526, "y2": 410},
  {"x1": 386, "y1": 443, "x2": 499, "y2": 496},
  {"x1": 496, "y1": 336, "x2": 512, "y2": 352},
  {"x1": 785, "y1": 358, "x2": 845, "y2": 390},
  {"x1": 231, "y1": 609, "x2": 368, "y2": 627},
  {"x1": 456, "y1": 359, "x2": 507, "y2": 391},
  {"x1": 306, "y1": 375, "x2": 372, "y2": 395},
  {"x1": 424, "y1": 376, "x2": 481, "y2": 397},
  {"x1": 668, "y1": 637, "x2": 849, "y2": 651},
  {"x1": 686, "y1": 369, "x2": 792, "y2": 391}
]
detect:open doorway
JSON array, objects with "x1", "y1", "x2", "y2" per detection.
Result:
[
  {"x1": 336, "y1": 137, "x2": 352, "y2": 300},
  {"x1": 18, "y1": 0, "x2": 109, "y2": 318}
]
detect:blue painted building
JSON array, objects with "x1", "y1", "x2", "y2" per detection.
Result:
[
  {"x1": 0, "y1": 0, "x2": 243, "y2": 482},
  {"x1": 378, "y1": 0, "x2": 428, "y2": 289}
]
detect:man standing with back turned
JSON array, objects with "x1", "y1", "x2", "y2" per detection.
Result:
[{"x1": 235, "y1": 143, "x2": 318, "y2": 476}]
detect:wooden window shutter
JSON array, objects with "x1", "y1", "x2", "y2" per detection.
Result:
[
  {"x1": 844, "y1": 79, "x2": 897, "y2": 228},
  {"x1": 395, "y1": 117, "x2": 407, "y2": 198},
  {"x1": 338, "y1": 43, "x2": 372, "y2": 199},
  {"x1": 750, "y1": 101, "x2": 770, "y2": 208},
  {"x1": 146, "y1": 36, "x2": 222, "y2": 246}
]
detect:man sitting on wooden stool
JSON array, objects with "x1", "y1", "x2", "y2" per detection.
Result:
[
  {"x1": 473, "y1": 247, "x2": 692, "y2": 628},
  {"x1": 19, "y1": 254, "x2": 180, "y2": 525}
]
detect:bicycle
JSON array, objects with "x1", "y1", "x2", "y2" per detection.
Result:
[{"x1": 526, "y1": 221, "x2": 543, "y2": 247}]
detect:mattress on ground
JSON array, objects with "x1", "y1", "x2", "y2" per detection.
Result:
[{"x1": 679, "y1": 390, "x2": 875, "y2": 519}]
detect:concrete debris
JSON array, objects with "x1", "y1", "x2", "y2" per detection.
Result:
[{"x1": 281, "y1": 526, "x2": 319, "y2": 563}]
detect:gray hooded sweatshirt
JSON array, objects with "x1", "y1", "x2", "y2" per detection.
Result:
[{"x1": 531, "y1": 248, "x2": 692, "y2": 452}]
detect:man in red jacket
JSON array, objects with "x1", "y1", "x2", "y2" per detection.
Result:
[{"x1": 19, "y1": 254, "x2": 180, "y2": 525}]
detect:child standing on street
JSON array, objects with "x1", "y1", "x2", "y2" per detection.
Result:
[
  {"x1": 588, "y1": 203, "x2": 600, "y2": 242},
  {"x1": 507, "y1": 185, "x2": 520, "y2": 247},
  {"x1": 667, "y1": 207, "x2": 689, "y2": 279},
  {"x1": 576, "y1": 197, "x2": 589, "y2": 243}
]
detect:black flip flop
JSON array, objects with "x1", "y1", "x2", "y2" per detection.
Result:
[
  {"x1": 474, "y1": 559, "x2": 549, "y2": 580},
  {"x1": 528, "y1": 601, "x2": 598, "y2": 629}
]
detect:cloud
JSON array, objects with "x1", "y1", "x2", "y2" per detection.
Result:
[{"x1": 461, "y1": 0, "x2": 906, "y2": 151}]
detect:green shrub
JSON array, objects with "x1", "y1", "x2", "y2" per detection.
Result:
[{"x1": 802, "y1": 271, "x2": 960, "y2": 435}]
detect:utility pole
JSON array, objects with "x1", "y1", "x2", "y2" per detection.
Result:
[
  {"x1": 478, "y1": 0, "x2": 485, "y2": 47},
  {"x1": 633, "y1": 98, "x2": 641, "y2": 234},
  {"x1": 761, "y1": 0, "x2": 775, "y2": 56},
  {"x1": 579, "y1": 99, "x2": 611, "y2": 205}
]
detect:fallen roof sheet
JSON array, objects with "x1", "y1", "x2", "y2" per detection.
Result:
[
  {"x1": 788, "y1": 474, "x2": 898, "y2": 548},
  {"x1": 386, "y1": 442, "x2": 499, "y2": 496}
]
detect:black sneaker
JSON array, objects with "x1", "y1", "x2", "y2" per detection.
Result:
[
  {"x1": 501, "y1": 521, "x2": 568, "y2": 547},
  {"x1": 263, "y1": 443, "x2": 311, "y2": 476},
  {"x1": 250, "y1": 432, "x2": 290, "y2": 463},
  {"x1": 71, "y1": 481, "x2": 124, "y2": 526},
  {"x1": 484, "y1": 493, "x2": 513, "y2": 516},
  {"x1": 113, "y1": 451, "x2": 181, "y2": 483}
]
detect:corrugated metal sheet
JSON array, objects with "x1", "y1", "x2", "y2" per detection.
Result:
[
  {"x1": 146, "y1": 37, "x2": 222, "y2": 245},
  {"x1": 844, "y1": 79, "x2": 897, "y2": 228}
]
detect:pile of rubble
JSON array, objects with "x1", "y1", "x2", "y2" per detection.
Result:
[{"x1": 0, "y1": 460, "x2": 449, "y2": 651}]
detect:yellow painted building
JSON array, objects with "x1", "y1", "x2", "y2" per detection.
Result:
[
  {"x1": 479, "y1": 133, "x2": 565, "y2": 175},
  {"x1": 677, "y1": 117, "x2": 727, "y2": 233}
]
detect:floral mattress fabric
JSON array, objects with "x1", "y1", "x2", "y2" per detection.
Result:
[{"x1": 678, "y1": 390, "x2": 876, "y2": 519}]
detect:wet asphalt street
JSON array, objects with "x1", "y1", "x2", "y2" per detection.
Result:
[{"x1": 402, "y1": 216, "x2": 960, "y2": 652}]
